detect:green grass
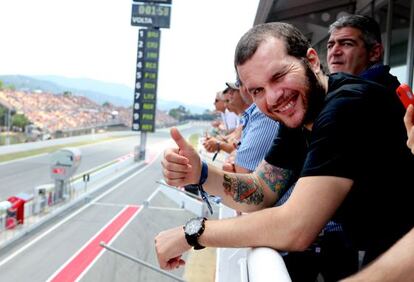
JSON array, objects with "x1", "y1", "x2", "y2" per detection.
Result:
[
  {"x1": 0, "y1": 136, "x2": 126, "y2": 163},
  {"x1": 188, "y1": 133, "x2": 200, "y2": 149}
]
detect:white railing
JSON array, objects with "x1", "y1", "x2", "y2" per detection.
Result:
[
  {"x1": 247, "y1": 247, "x2": 291, "y2": 282},
  {"x1": 216, "y1": 205, "x2": 291, "y2": 282}
]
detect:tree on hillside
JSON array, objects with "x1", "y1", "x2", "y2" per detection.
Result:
[
  {"x1": 12, "y1": 113, "x2": 30, "y2": 130},
  {"x1": 63, "y1": 91, "x2": 72, "y2": 97},
  {"x1": 168, "y1": 105, "x2": 190, "y2": 121},
  {"x1": 0, "y1": 106, "x2": 5, "y2": 126},
  {"x1": 0, "y1": 80, "x2": 3, "y2": 90}
]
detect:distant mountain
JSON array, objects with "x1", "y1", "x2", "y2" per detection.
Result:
[
  {"x1": 0, "y1": 75, "x2": 63, "y2": 93},
  {"x1": 0, "y1": 75, "x2": 208, "y2": 113},
  {"x1": 34, "y1": 75, "x2": 133, "y2": 105},
  {"x1": 0, "y1": 75, "x2": 132, "y2": 107}
]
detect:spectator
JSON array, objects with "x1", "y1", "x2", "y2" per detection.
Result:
[
  {"x1": 327, "y1": 14, "x2": 400, "y2": 92},
  {"x1": 156, "y1": 21, "x2": 413, "y2": 276},
  {"x1": 212, "y1": 90, "x2": 239, "y2": 135},
  {"x1": 204, "y1": 87, "x2": 246, "y2": 154},
  {"x1": 204, "y1": 82, "x2": 278, "y2": 173},
  {"x1": 210, "y1": 92, "x2": 224, "y2": 129}
]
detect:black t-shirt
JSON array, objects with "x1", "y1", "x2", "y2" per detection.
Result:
[
  {"x1": 265, "y1": 125, "x2": 307, "y2": 176},
  {"x1": 265, "y1": 72, "x2": 414, "y2": 260}
]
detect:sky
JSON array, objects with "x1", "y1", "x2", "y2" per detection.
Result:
[{"x1": 0, "y1": 0, "x2": 260, "y2": 110}]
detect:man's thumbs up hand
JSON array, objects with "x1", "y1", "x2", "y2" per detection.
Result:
[
  {"x1": 161, "y1": 128, "x2": 201, "y2": 187},
  {"x1": 170, "y1": 127, "x2": 192, "y2": 154}
]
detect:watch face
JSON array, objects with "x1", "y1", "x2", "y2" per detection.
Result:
[{"x1": 185, "y1": 218, "x2": 202, "y2": 235}]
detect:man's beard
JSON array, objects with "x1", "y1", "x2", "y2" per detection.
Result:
[{"x1": 301, "y1": 59, "x2": 326, "y2": 126}]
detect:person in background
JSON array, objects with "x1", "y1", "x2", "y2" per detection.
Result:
[
  {"x1": 327, "y1": 14, "x2": 400, "y2": 92},
  {"x1": 205, "y1": 81, "x2": 279, "y2": 173},
  {"x1": 211, "y1": 90, "x2": 239, "y2": 136},
  {"x1": 203, "y1": 86, "x2": 247, "y2": 154}
]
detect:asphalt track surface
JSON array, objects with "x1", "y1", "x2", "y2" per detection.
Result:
[{"x1": 0, "y1": 126, "x2": 201, "y2": 201}]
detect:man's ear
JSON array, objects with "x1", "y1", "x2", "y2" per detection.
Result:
[
  {"x1": 369, "y1": 43, "x2": 383, "y2": 63},
  {"x1": 306, "y1": 48, "x2": 321, "y2": 74}
]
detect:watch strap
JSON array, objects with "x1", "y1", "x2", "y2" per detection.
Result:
[
  {"x1": 185, "y1": 233, "x2": 205, "y2": 250},
  {"x1": 184, "y1": 217, "x2": 206, "y2": 250}
]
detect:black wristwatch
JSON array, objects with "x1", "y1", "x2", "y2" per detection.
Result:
[{"x1": 183, "y1": 217, "x2": 207, "y2": 250}]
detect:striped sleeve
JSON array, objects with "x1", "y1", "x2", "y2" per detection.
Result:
[{"x1": 235, "y1": 109, "x2": 279, "y2": 171}]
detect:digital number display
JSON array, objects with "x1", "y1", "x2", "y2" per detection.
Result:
[
  {"x1": 138, "y1": 5, "x2": 169, "y2": 17},
  {"x1": 131, "y1": 4, "x2": 171, "y2": 28}
]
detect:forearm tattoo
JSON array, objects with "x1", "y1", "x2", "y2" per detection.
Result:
[
  {"x1": 257, "y1": 163, "x2": 294, "y2": 195},
  {"x1": 223, "y1": 173, "x2": 264, "y2": 205}
]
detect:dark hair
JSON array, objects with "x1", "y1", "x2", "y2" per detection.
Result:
[
  {"x1": 234, "y1": 22, "x2": 311, "y2": 67},
  {"x1": 329, "y1": 15, "x2": 382, "y2": 50}
]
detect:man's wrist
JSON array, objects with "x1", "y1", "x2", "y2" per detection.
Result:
[{"x1": 183, "y1": 217, "x2": 207, "y2": 250}]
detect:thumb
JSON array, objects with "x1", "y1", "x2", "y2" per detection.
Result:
[
  {"x1": 404, "y1": 104, "x2": 414, "y2": 132},
  {"x1": 170, "y1": 127, "x2": 191, "y2": 151}
]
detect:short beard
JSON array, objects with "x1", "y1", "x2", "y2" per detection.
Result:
[{"x1": 301, "y1": 59, "x2": 326, "y2": 126}]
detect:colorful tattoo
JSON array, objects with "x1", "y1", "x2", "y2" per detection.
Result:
[
  {"x1": 258, "y1": 163, "x2": 293, "y2": 194},
  {"x1": 223, "y1": 174, "x2": 264, "y2": 205}
]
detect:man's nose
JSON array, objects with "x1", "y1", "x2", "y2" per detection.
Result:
[
  {"x1": 331, "y1": 44, "x2": 342, "y2": 56},
  {"x1": 266, "y1": 88, "x2": 283, "y2": 106}
]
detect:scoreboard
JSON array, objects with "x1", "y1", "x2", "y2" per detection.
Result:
[
  {"x1": 131, "y1": 1, "x2": 171, "y2": 133},
  {"x1": 132, "y1": 29, "x2": 161, "y2": 132}
]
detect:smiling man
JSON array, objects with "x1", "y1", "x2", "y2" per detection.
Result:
[{"x1": 156, "y1": 22, "x2": 414, "y2": 279}]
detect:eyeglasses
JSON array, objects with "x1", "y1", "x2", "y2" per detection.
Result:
[{"x1": 215, "y1": 99, "x2": 229, "y2": 103}]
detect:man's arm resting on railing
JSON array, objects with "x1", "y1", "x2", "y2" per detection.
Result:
[{"x1": 155, "y1": 175, "x2": 352, "y2": 270}]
